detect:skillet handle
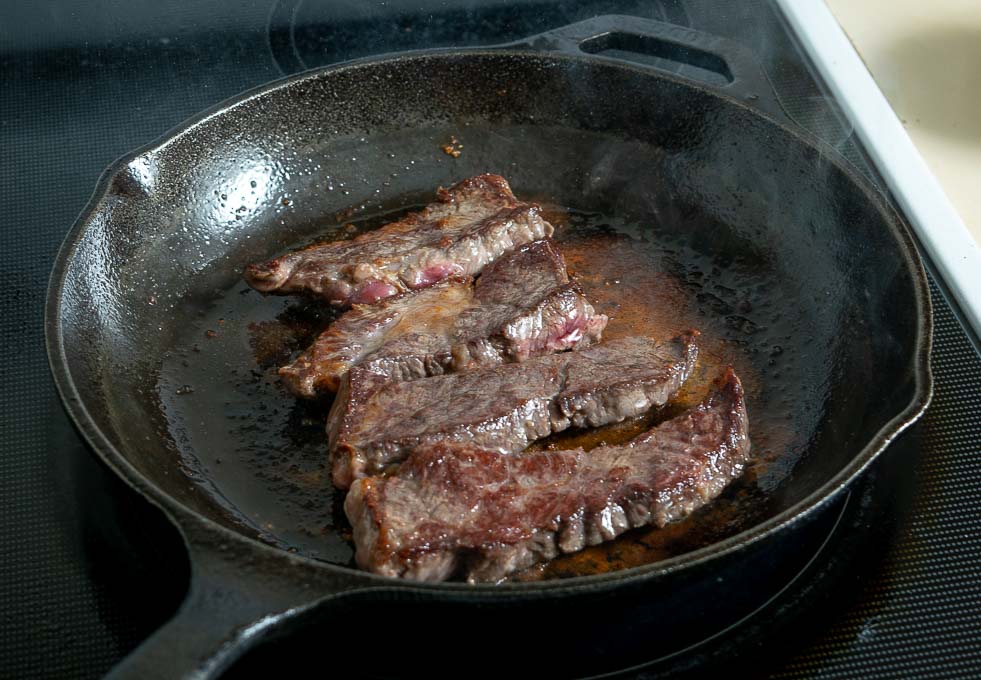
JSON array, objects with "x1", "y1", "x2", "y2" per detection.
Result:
[
  {"x1": 106, "y1": 520, "x2": 370, "y2": 680},
  {"x1": 516, "y1": 15, "x2": 792, "y2": 125}
]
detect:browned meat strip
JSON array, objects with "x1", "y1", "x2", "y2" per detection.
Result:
[
  {"x1": 279, "y1": 279, "x2": 473, "y2": 396},
  {"x1": 278, "y1": 240, "x2": 608, "y2": 397},
  {"x1": 328, "y1": 333, "x2": 699, "y2": 488},
  {"x1": 244, "y1": 174, "x2": 553, "y2": 307},
  {"x1": 450, "y1": 239, "x2": 608, "y2": 371},
  {"x1": 345, "y1": 367, "x2": 749, "y2": 583}
]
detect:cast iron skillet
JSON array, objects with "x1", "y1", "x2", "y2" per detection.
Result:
[{"x1": 46, "y1": 17, "x2": 931, "y2": 679}]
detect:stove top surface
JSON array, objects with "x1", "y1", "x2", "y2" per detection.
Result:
[{"x1": 1, "y1": 1, "x2": 979, "y2": 677}]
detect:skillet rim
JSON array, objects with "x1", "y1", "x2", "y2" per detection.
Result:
[{"x1": 44, "y1": 47, "x2": 934, "y2": 594}]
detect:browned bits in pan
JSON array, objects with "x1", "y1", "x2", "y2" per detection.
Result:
[{"x1": 441, "y1": 135, "x2": 463, "y2": 158}]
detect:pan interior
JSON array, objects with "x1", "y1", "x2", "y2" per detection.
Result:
[{"x1": 56, "y1": 53, "x2": 923, "y2": 577}]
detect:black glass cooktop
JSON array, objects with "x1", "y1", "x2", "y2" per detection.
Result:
[{"x1": 1, "y1": 1, "x2": 979, "y2": 677}]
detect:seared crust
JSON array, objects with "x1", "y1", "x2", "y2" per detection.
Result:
[
  {"x1": 329, "y1": 332, "x2": 699, "y2": 489},
  {"x1": 244, "y1": 174, "x2": 553, "y2": 307},
  {"x1": 278, "y1": 239, "x2": 607, "y2": 398},
  {"x1": 344, "y1": 367, "x2": 749, "y2": 583}
]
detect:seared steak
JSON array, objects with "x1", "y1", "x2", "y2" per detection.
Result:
[
  {"x1": 279, "y1": 279, "x2": 472, "y2": 396},
  {"x1": 328, "y1": 332, "x2": 699, "y2": 488},
  {"x1": 278, "y1": 240, "x2": 608, "y2": 396},
  {"x1": 344, "y1": 367, "x2": 749, "y2": 582},
  {"x1": 244, "y1": 174, "x2": 553, "y2": 307},
  {"x1": 450, "y1": 238, "x2": 608, "y2": 371}
]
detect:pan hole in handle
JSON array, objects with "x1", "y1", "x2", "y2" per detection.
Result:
[{"x1": 579, "y1": 32, "x2": 733, "y2": 87}]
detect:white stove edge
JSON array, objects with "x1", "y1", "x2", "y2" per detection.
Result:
[{"x1": 775, "y1": 0, "x2": 981, "y2": 340}]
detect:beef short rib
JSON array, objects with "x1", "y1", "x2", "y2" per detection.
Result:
[
  {"x1": 244, "y1": 174, "x2": 552, "y2": 307},
  {"x1": 344, "y1": 367, "x2": 750, "y2": 582},
  {"x1": 328, "y1": 332, "x2": 699, "y2": 488},
  {"x1": 278, "y1": 239, "x2": 608, "y2": 396},
  {"x1": 449, "y1": 238, "x2": 608, "y2": 371},
  {"x1": 279, "y1": 280, "x2": 472, "y2": 397}
]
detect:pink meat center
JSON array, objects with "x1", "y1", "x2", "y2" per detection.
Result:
[{"x1": 352, "y1": 280, "x2": 399, "y2": 305}]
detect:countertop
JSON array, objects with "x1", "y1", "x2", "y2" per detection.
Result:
[{"x1": 828, "y1": 0, "x2": 981, "y2": 246}]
